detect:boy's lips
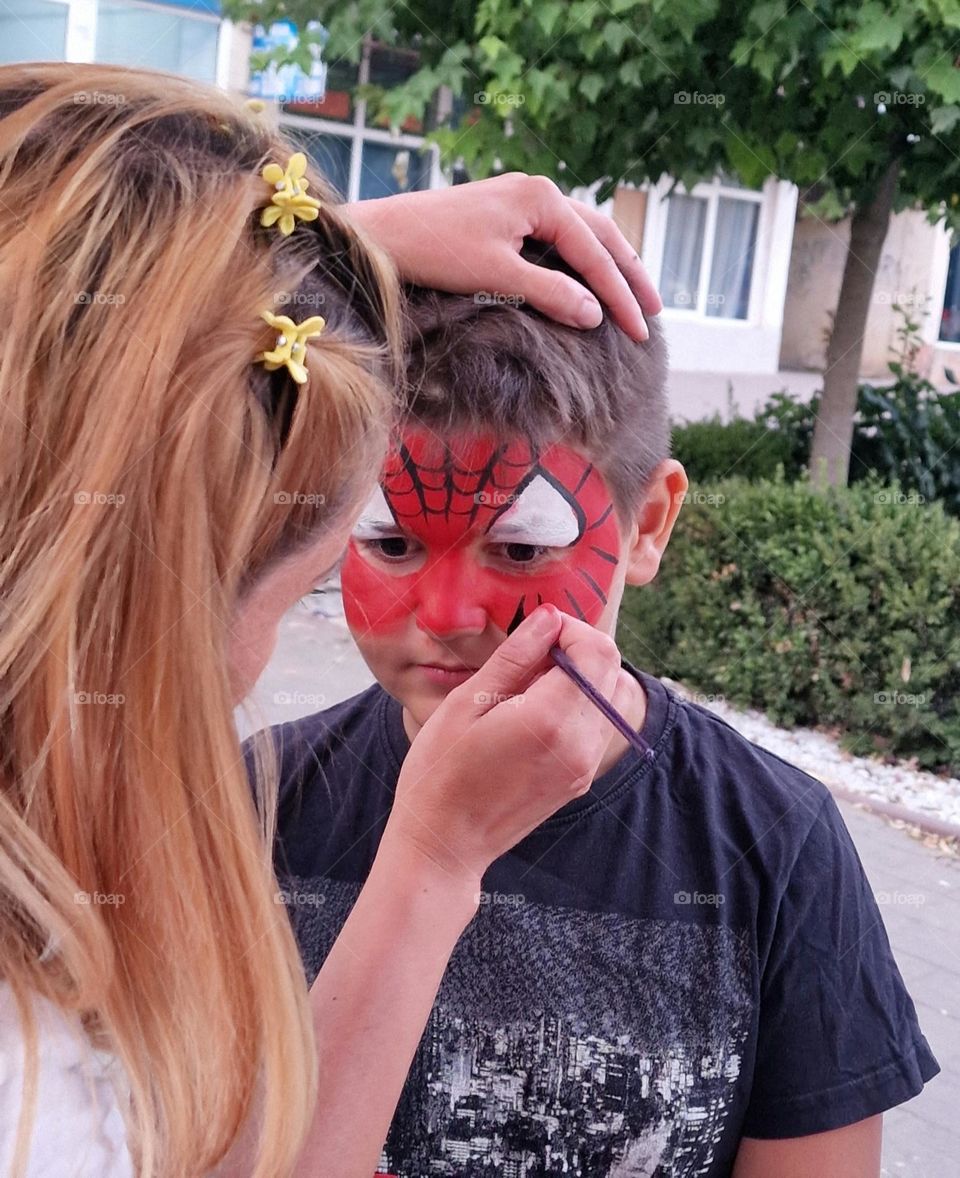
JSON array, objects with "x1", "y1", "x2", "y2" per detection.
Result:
[{"x1": 414, "y1": 661, "x2": 480, "y2": 687}]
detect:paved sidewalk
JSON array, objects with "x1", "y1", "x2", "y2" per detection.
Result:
[{"x1": 243, "y1": 605, "x2": 959, "y2": 1176}]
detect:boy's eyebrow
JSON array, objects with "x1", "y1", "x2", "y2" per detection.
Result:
[{"x1": 352, "y1": 519, "x2": 403, "y2": 535}]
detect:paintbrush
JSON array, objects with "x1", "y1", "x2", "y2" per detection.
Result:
[{"x1": 507, "y1": 613, "x2": 655, "y2": 761}]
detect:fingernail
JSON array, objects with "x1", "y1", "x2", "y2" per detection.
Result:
[
  {"x1": 531, "y1": 604, "x2": 558, "y2": 634},
  {"x1": 577, "y1": 295, "x2": 602, "y2": 328}
]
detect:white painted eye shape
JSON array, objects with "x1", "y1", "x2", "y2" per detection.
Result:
[
  {"x1": 486, "y1": 474, "x2": 581, "y2": 548},
  {"x1": 351, "y1": 485, "x2": 397, "y2": 540}
]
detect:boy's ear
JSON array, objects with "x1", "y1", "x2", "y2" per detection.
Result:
[{"x1": 623, "y1": 459, "x2": 688, "y2": 587}]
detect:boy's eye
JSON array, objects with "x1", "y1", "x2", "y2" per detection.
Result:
[
  {"x1": 363, "y1": 535, "x2": 417, "y2": 561},
  {"x1": 492, "y1": 542, "x2": 550, "y2": 565}
]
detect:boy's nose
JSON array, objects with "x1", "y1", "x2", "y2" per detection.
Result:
[{"x1": 413, "y1": 555, "x2": 488, "y2": 636}]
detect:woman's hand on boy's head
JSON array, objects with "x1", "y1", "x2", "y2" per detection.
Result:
[{"x1": 345, "y1": 172, "x2": 661, "y2": 342}]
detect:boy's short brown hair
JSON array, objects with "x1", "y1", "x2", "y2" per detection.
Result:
[{"x1": 401, "y1": 238, "x2": 670, "y2": 520}]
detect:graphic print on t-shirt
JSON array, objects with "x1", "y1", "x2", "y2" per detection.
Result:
[{"x1": 290, "y1": 878, "x2": 755, "y2": 1177}]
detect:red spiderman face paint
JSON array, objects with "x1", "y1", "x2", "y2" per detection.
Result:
[{"x1": 341, "y1": 428, "x2": 623, "y2": 642}]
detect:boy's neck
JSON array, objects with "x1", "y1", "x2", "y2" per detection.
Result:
[{"x1": 400, "y1": 672, "x2": 648, "y2": 784}]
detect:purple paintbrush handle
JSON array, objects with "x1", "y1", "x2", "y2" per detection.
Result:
[{"x1": 549, "y1": 645, "x2": 655, "y2": 761}]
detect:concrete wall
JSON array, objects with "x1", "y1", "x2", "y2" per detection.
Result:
[{"x1": 779, "y1": 205, "x2": 953, "y2": 382}]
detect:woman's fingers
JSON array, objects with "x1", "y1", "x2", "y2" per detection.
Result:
[
  {"x1": 567, "y1": 196, "x2": 663, "y2": 317},
  {"x1": 344, "y1": 173, "x2": 662, "y2": 341},
  {"x1": 517, "y1": 174, "x2": 654, "y2": 340},
  {"x1": 464, "y1": 604, "x2": 561, "y2": 710}
]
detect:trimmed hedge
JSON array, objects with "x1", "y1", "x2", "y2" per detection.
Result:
[
  {"x1": 669, "y1": 414, "x2": 795, "y2": 483},
  {"x1": 617, "y1": 475, "x2": 960, "y2": 773}
]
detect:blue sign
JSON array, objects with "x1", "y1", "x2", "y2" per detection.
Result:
[{"x1": 249, "y1": 20, "x2": 328, "y2": 105}]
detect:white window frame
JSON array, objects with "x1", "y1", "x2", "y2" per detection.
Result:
[
  {"x1": 645, "y1": 174, "x2": 768, "y2": 326},
  {"x1": 278, "y1": 37, "x2": 442, "y2": 203},
  {"x1": 933, "y1": 237, "x2": 960, "y2": 352}
]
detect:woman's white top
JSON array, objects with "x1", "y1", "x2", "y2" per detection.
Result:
[{"x1": 0, "y1": 983, "x2": 133, "y2": 1176}]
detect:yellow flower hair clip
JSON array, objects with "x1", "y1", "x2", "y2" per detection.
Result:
[
  {"x1": 257, "y1": 310, "x2": 326, "y2": 385},
  {"x1": 260, "y1": 151, "x2": 321, "y2": 236}
]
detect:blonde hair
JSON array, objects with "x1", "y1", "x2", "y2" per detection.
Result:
[{"x1": 0, "y1": 62, "x2": 401, "y2": 1175}]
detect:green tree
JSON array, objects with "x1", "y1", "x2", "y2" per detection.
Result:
[{"x1": 224, "y1": 0, "x2": 960, "y2": 485}]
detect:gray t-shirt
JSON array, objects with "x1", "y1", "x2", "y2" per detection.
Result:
[{"x1": 260, "y1": 663, "x2": 939, "y2": 1176}]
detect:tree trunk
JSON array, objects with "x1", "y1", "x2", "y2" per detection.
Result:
[{"x1": 809, "y1": 158, "x2": 901, "y2": 487}]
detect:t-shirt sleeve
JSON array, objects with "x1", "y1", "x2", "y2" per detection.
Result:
[
  {"x1": 0, "y1": 988, "x2": 134, "y2": 1177},
  {"x1": 742, "y1": 793, "x2": 940, "y2": 1138}
]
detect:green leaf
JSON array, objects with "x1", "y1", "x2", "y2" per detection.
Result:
[
  {"x1": 851, "y1": 5, "x2": 905, "y2": 53},
  {"x1": 582, "y1": 29, "x2": 606, "y2": 62},
  {"x1": 931, "y1": 104, "x2": 960, "y2": 134},
  {"x1": 748, "y1": 1, "x2": 788, "y2": 34},
  {"x1": 752, "y1": 48, "x2": 780, "y2": 82},
  {"x1": 923, "y1": 59, "x2": 960, "y2": 104},
  {"x1": 534, "y1": 2, "x2": 564, "y2": 37},
  {"x1": 603, "y1": 19, "x2": 633, "y2": 55},
  {"x1": 477, "y1": 35, "x2": 508, "y2": 63},
  {"x1": 775, "y1": 130, "x2": 799, "y2": 156},
  {"x1": 579, "y1": 73, "x2": 605, "y2": 104},
  {"x1": 822, "y1": 44, "x2": 863, "y2": 79},
  {"x1": 933, "y1": 0, "x2": 960, "y2": 30},
  {"x1": 619, "y1": 57, "x2": 643, "y2": 86},
  {"x1": 724, "y1": 131, "x2": 777, "y2": 187},
  {"x1": 888, "y1": 64, "x2": 914, "y2": 90}
]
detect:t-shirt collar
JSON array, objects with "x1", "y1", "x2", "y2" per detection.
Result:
[{"x1": 378, "y1": 657, "x2": 672, "y2": 823}]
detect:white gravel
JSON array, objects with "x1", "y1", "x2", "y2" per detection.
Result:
[{"x1": 665, "y1": 680, "x2": 960, "y2": 830}]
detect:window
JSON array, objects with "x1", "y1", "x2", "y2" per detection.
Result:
[
  {"x1": 0, "y1": 0, "x2": 68, "y2": 63},
  {"x1": 278, "y1": 37, "x2": 437, "y2": 203},
  {"x1": 940, "y1": 243, "x2": 960, "y2": 344},
  {"x1": 285, "y1": 127, "x2": 352, "y2": 200},
  {"x1": 358, "y1": 141, "x2": 432, "y2": 200},
  {"x1": 96, "y1": 0, "x2": 220, "y2": 83},
  {"x1": 659, "y1": 177, "x2": 762, "y2": 320}
]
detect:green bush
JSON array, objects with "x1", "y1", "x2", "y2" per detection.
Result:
[
  {"x1": 617, "y1": 475, "x2": 960, "y2": 773},
  {"x1": 670, "y1": 413, "x2": 797, "y2": 483},
  {"x1": 849, "y1": 377, "x2": 960, "y2": 517}
]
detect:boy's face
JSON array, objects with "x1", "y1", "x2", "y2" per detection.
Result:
[{"x1": 342, "y1": 426, "x2": 676, "y2": 728}]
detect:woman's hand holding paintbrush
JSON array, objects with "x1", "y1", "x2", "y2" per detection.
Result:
[
  {"x1": 389, "y1": 605, "x2": 630, "y2": 883},
  {"x1": 507, "y1": 609, "x2": 655, "y2": 762}
]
